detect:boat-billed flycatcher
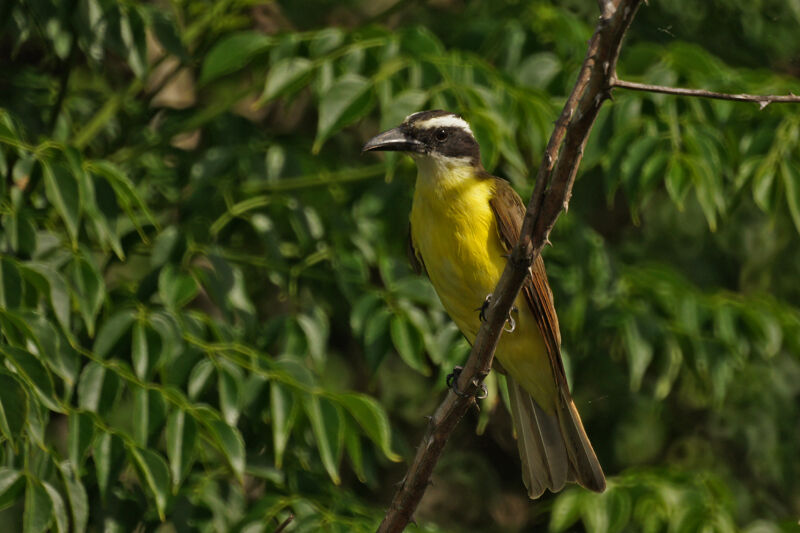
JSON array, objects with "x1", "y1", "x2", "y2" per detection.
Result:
[{"x1": 363, "y1": 110, "x2": 605, "y2": 498}]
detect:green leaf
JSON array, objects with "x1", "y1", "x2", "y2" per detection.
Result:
[
  {"x1": 24, "y1": 478, "x2": 53, "y2": 533},
  {"x1": 364, "y1": 307, "x2": 392, "y2": 371},
  {"x1": 200, "y1": 31, "x2": 273, "y2": 84},
  {"x1": 780, "y1": 160, "x2": 800, "y2": 234},
  {"x1": 400, "y1": 26, "x2": 444, "y2": 55},
  {"x1": 350, "y1": 293, "x2": 381, "y2": 335},
  {"x1": 128, "y1": 446, "x2": 171, "y2": 520},
  {"x1": 378, "y1": 88, "x2": 429, "y2": 131},
  {"x1": 93, "y1": 309, "x2": 136, "y2": 359},
  {"x1": 68, "y1": 411, "x2": 94, "y2": 467},
  {"x1": 188, "y1": 359, "x2": 214, "y2": 400},
  {"x1": 42, "y1": 161, "x2": 80, "y2": 242},
  {"x1": 20, "y1": 265, "x2": 71, "y2": 333},
  {"x1": 77, "y1": 362, "x2": 120, "y2": 415},
  {"x1": 550, "y1": 489, "x2": 584, "y2": 532},
  {"x1": 313, "y1": 74, "x2": 374, "y2": 153},
  {"x1": 752, "y1": 157, "x2": 777, "y2": 212},
  {"x1": 90, "y1": 160, "x2": 157, "y2": 233},
  {"x1": 296, "y1": 310, "x2": 329, "y2": 368},
  {"x1": 623, "y1": 319, "x2": 653, "y2": 392},
  {"x1": 0, "y1": 468, "x2": 25, "y2": 510},
  {"x1": 158, "y1": 265, "x2": 198, "y2": 310},
  {"x1": 258, "y1": 57, "x2": 314, "y2": 104},
  {"x1": 0, "y1": 372, "x2": 27, "y2": 447},
  {"x1": 120, "y1": 6, "x2": 147, "y2": 77},
  {"x1": 0, "y1": 345, "x2": 60, "y2": 412},
  {"x1": 166, "y1": 409, "x2": 197, "y2": 488},
  {"x1": 93, "y1": 432, "x2": 125, "y2": 502},
  {"x1": 303, "y1": 395, "x2": 343, "y2": 485},
  {"x1": 196, "y1": 408, "x2": 245, "y2": 481},
  {"x1": 42, "y1": 481, "x2": 68, "y2": 533},
  {"x1": 665, "y1": 155, "x2": 689, "y2": 208},
  {"x1": 309, "y1": 28, "x2": 344, "y2": 57},
  {"x1": 345, "y1": 429, "x2": 367, "y2": 483},
  {"x1": 217, "y1": 366, "x2": 240, "y2": 426},
  {"x1": 150, "y1": 10, "x2": 187, "y2": 60},
  {"x1": 333, "y1": 392, "x2": 400, "y2": 462},
  {"x1": 70, "y1": 255, "x2": 105, "y2": 337},
  {"x1": 389, "y1": 314, "x2": 428, "y2": 375},
  {"x1": 0, "y1": 257, "x2": 22, "y2": 309},
  {"x1": 270, "y1": 382, "x2": 297, "y2": 469},
  {"x1": 58, "y1": 463, "x2": 88, "y2": 533},
  {"x1": 131, "y1": 320, "x2": 149, "y2": 380}
]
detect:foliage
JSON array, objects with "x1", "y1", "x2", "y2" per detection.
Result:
[{"x1": 1, "y1": 0, "x2": 799, "y2": 531}]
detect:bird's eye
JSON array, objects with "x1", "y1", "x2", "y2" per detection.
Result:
[{"x1": 434, "y1": 128, "x2": 448, "y2": 142}]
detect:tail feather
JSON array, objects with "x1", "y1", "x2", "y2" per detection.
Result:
[
  {"x1": 506, "y1": 375, "x2": 605, "y2": 498},
  {"x1": 557, "y1": 395, "x2": 606, "y2": 492}
]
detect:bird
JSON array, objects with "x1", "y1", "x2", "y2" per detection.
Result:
[{"x1": 362, "y1": 110, "x2": 605, "y2": 498}]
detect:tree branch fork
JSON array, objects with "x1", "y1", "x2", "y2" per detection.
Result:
[{"x1": 377, "y1": 1, "x2": 800, "y2": 531}]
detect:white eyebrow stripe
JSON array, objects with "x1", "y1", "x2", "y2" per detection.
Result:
[{"x1": 414, "y1": 115, "x2": 473, "y2": 135}]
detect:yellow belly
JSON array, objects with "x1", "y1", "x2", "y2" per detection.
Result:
[{"x1": 409, "y1": 174, "x2": 557, "y2": 405}]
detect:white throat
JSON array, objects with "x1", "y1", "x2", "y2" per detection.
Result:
[{"x1": 413, "y1": 153, "x2": 476, "y2": 192}]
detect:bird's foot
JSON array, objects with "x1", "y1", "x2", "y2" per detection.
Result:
[
  {"x1": 477, "y1": 294, "x2": 492, "y2": 322},
  {"x1": 446, "y1": 366, "x2": 488, "y2": 400},
  {"x1": 504, "y1": 306, "x2": 518, "y2": 333},
  {"x1": 476, "y1": 294, "x2": 518, "y2": 333}
]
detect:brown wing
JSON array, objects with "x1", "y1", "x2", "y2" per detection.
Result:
[
  {"x1": 488, "y1": 177, "x2": 568, "y2": 390},
  {"x1": 407, "y1": 224, "x2": 426, "y2": 276}
]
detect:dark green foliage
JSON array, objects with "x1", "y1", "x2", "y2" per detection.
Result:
[{"x1": 0, "y1": 0, "x2": 799, "y2": 531}]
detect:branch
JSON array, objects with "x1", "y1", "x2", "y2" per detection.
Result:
[
  {"x1": 376, "y1": 2, "x2": 643, "y2": 532},
  {"x1": 611, "y1": 78, "x2": 800, "y2": 109}
]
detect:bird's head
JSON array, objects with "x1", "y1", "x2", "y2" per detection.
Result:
[{"x1": 362, "y1": 110, "x2": 481, "y2": 169}]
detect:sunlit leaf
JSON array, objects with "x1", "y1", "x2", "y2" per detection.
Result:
[
  {"x1": 166, "y1": 409, "x2": 197, "y2": 488},
  {"x1": 128, "y1": 446, "x2": 171, "y2": 520},
  {"x1": 258, "y1": 57, "x2": 314, "y2": 104},
  {"x1": 93, "y1": 309, "x2": 136, "y2": 359},
  {"x1": 42, "y1": 481, "x2": 68, "y2": 533},
  {"x1": 332, "y1": 393, "x2": 400, "y2": 462},
  {"x1": 93, "y1": 432, "x2": 125, "y2": 502},
  {"x1": 58, "y1": 463, "x2": 88, "y2": 533},
  {"x1": 0, "y1": 468, "x2": 25, "y2": 510},
  {"x1": 77, "y1": 362, "x2": 120, "y2": 415},
  {"x1": 313, "y1": 74, "x2": 374, "y2": 152},
  {"x1": 270, "y1": 382, "x2": 297, "y2": 469},
  {"x1": 303, "y1": 395, "x2": 343, "y2": 485},
  {"x1": 195, "y1": 408, "x2": 245, "y2": 482}
]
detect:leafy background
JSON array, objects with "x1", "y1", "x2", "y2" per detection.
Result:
[{"x1": 1, "y1": 0, "x2": 800, "y2": 531}]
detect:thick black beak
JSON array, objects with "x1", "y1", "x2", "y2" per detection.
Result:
[{"x1": 362, "y1": 127, "x2": 424, "y2": 154}]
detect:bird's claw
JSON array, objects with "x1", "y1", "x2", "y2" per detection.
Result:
[
  {"x1": 477, "y1": 294, "x2": 492, "y2": 322},
  {"x1": 446, "y1": 366, "x2": 488, "y2": 400},
  {"x1": 476, "y1": 294, "x2": 518, "y2": 332}
]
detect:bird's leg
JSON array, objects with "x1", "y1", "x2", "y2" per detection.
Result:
[
  {"x1": 446, "y1": 366, "x2": 488, "y2": 399},
  {"x1": 477, "y1": 294, "x2": 518, "y2": 332}
]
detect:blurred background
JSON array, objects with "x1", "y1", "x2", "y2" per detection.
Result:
[{"x1": 1, "y1": 0, "x2": 800, "y2": 531}]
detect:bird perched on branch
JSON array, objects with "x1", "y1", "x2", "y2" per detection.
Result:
[{"x1": 363, "y1": 110, "x2": 605, "y2": 498}]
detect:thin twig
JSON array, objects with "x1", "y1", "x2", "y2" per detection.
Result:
[
  {"x1": 376, "y1": 1, "x2": 643, "y2": 532},
  {"x1": 611, "y1": 78, "x2": 800, "y2": 109},
  {"x1": 273, "y1": 514, "x2": 294, "y2": 533}
]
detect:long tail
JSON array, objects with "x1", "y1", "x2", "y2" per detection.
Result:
[{"x1": 506, "y1": 376, "x2": 606, "y2": 498}]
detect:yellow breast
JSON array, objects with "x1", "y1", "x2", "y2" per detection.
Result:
[{"x1": 409, "y1": 165, "x2": 556, "y2": 403}]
